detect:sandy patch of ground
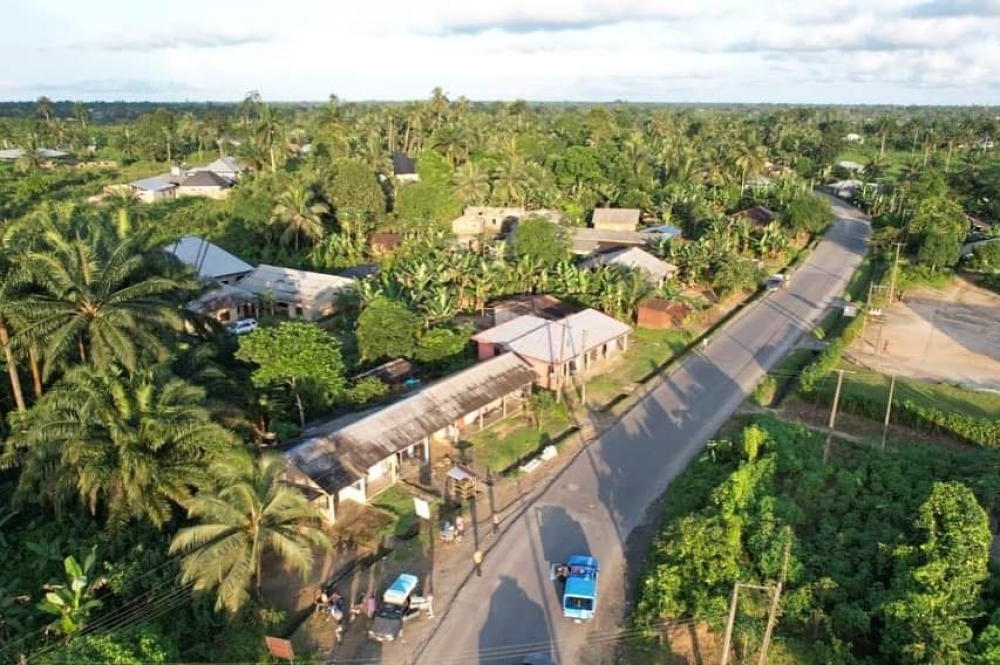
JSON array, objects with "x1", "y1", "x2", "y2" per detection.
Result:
[{"x1": 850, "y1": 278, "x2": 1000, "y2": 392}]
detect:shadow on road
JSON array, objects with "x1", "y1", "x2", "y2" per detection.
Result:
[{"x1": 478, "y1": 575, "x2": 554, "y2": 665}]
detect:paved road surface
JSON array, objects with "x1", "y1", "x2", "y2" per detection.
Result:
[{"x1": 417, "y1": 198, "x2": 870, "y2": 665}]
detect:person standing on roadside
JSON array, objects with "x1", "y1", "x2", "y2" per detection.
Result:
[{"x1": 473, "y1": 549, "x2": 484, "y2": 576}]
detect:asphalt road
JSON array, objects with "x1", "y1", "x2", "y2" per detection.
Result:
[{"x1": 417, "y1": 197, "x2": 871, "y2": 665}]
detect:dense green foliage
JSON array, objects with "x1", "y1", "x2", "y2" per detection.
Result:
[
  {"x1": 635, "y1": 418, "x2": 1000, "y2": 663},
  {"x1": 1, "y1": 94, "x2": 997, "y2": 662}
]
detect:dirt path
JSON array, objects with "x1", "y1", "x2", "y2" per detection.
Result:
[{"x1": 851, "y1": 278, "x2": 1000, "y2": 392}]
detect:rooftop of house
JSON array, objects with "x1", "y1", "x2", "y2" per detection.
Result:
[
  {"x1": 285, "y1": 353, "x2": 537, "y2": 494},
  {"x1": 579, "y1": 247, "x2": 678, "y2": 282},
  {"x1": 729, "y1": 205, "x2": 775, "y2": 226},
  {"x1": 472, "y1": 309, "x2": 632, "y2": 365},
  {"x1": 568, "y1": 227, "x2": 658, "y2": 254},
  {"x1": 187, "y1": 283, "x2": 256, "y2": 314},
  {"x1": 488, "y1": 295, "x2": 580, "y2": 323},
  {"x1": 236, "y1": 264, "x2": 355, "y2": 303},
  {"x1": 639, "y1": 225, "x2": 682, "y2": 238},
  {"x1": 131, "y1": 175, "x2": 178, "y2": 192},
  {"x1": 180, "y1": 170, "x2": 231, "y2": 188},
  {"x1": 639, "y1": 298, "x2": 691, "y2": 319},
  {"x1": 591, "y1": 207, "x2": 641, "y2": 228},
  {"x1": 164, "y1": 235, "x2": 253, "y2": 280},
  {"x1": 199, "y1": 155, "x2": 246, "y2": 174},
  {"x1": 0, "y1": 147, "x2": 71, "y2": 160},
  {"x1": 391, "y1": 152, "x2": 417, "y2": 175}
]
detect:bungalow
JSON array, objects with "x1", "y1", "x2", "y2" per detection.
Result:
[
  {"x1": 392, "y1": 152, "x2": 419, "y2": 183},
  {"x1": 729, "y1": 205, "x2": 775, "y2": 228},
  {"x1": 591, "y1": 208, "x2": 641, "y2": 233},
  {"x1": 187, "y1": 284, "x2": 257, "y2": 323},
  {"x1": 489, "y1": 294, "x2": 579, "y2": 326},
  {"x1": 284, "y1": 352, "x2": 537, "y2": 522},
  {"x1": 236, "y1": 264, "x2": 355, "y2": 321},
  {"x1": 192, "y1": 155, "x2": 247, "y2": 183},
  {"x1": 844, "y1": 133, "x2": 865, "y2": 144},
  {"x1": 452, "y1": 206, "x2": 525, "y2": 246},
  {"x1": 0, "y1": 147, "x2": 71, "y2": 161},
  {"x1": 568, "y1": 227, "x2": 660, "y2": 255},
  {"x1": 837, "y1": 160, "x2": 866, "y2": 174},
  {"x1": 130, "y1": 176, "x2": 177, "y2": 203},
  {"x1": 472, "y1": 309, "x2": 632, "y2": 390},
  {"x1": 164, "y1": 235, "x2": 253, "y2": 285},
  {"x1": 176, "y1": 170, "x2": 232, "y2": 200},
  {"x1": 579, "y1": 247, "x2": 678, "y2": 287}
]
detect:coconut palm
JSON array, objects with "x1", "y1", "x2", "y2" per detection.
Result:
[
  {"x1": 169, "y1": 452, "x2": 332, "y2": 613},
  {"x1": 3, "y1": 364, "x2": 236, "y2": 531},
  {"x1": 452, "y1": 161, "x2": 491, "y2": 205},
  {"x1": 6, "y1": 217, "x2": 196, "y2": 381},
  {"x1": 270, "y1": 184, "x2": 329, "y2": 251}
]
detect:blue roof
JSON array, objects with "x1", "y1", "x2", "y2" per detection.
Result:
[{"x1": 641, "y1": 225, "x2": 682, "y2": 237}]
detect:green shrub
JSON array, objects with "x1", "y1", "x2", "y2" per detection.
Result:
[
  {"x1": 799, "y1": 316, "x2": 864, "y2": 393},
  {"x1": 753, "y1": 376, "x2": 778, "y2": 408},
  {"x1": 346, "y1": 376, "x2": 390, "y2": 407}
]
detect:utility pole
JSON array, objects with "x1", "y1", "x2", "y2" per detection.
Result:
[
  {"x1": 757, "y1": 537, "x2": 792, "y2": 665},
  {"x1": 579, "y1": 329, "x2": 588, "y2": 406},
  {"x1": 887, "y1": 242, "x2": 903, "y2": 307},
  {"x1": 720, "y1": 582, "x2": 772, "y2": 665},
  {"x1": 861, "y1": 282, "x2": 875, "y2": 350},
  {"x1": 823, "y1": 369, "x2": 850, "y2": 467},
  {"x1": 881, "y1": 374, "x2": 896, "y2": 452}
]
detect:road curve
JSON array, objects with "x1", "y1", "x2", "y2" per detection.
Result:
[{"x1": 417, "y1": 197, "x2": 871, "y2": 665}]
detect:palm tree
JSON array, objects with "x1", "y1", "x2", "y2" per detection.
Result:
[
  {"x1": 7, "y1": 217, "x2": 196, "y2": 381},
  {"x1": 169, "y1": 452, "x2": 332, "y2": 613},
  {"x1": 0, "y1": 233, "x2": 26, "y2": 412},
  {"x1": 452, "y1": 161, "x2": 490, "y2": 205},
  {"x1": 3, "y1": 364, "x2": 236, "y2": 531},
  {"x1": 270, "y1": 184, "x2": 329, "y2": 251}
]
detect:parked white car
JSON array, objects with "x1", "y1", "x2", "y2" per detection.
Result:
[{"x1": 226, "y1": 318, "x2": 259, "y2": 335}]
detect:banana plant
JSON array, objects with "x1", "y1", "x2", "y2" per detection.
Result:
[{"x1": 37, "y1": 547, "x2": 106, "y2": 637}]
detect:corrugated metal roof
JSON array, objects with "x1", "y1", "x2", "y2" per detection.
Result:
[
  {"x1": 592, "y1": 208, "x2": 641, "y2": 228},
  {"x1": 165, "y1": 235, "x2": 253, "y2": 280},
  {"x1": 130, "y1": 175, "x2": 176, "y2": 192},
  {"x1": 474, "y1": 310, "x2": 632, "y2": 364},
  {"x1": 579, "y1": 247, "x2": 678, "y2": 282},
  {"x1": 236, "y1": 264, "x2": 355, "y2": 305},
  {"x1": 286, "y1": 353, "x2": 537, "y2": 494},
  {"x1": 180, "y1": 170, "x2": 230, "y2": 188},
  {"x1": 472, "y1": 315, "x2": 548, "y2": 345},
  {"x1": 202, "y1": 155, "x2": 245, "y2": 173},
  {"x1": 187, "y1": 284, "x2": 256, "y2": 313}
]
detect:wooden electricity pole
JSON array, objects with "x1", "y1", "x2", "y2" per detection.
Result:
[
  {"x1": 881, "y1": 374, "x2": 896, "y2": 452},
  {"x1": 823, "y1": 369, "x2": 850, "y2": 467},
  {"x1": 887, "y1": 242, "x2": 903, "y2": 307},
  {"x1": 757, "y1": 537, "x2": 792, "y2": 664},
  {"x1": 720, "y1": 582, "x2": 772, "y2": 665}
]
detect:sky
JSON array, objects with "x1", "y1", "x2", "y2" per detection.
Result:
[{"x1": 3, "y1": 0, "x2": 1000, "y2": 105}]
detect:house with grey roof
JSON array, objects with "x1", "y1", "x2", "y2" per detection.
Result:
[
  {"x1": 192, "y1": 155, "x2": 247, "y2": 183},
  {"x1": 579, "y1": 247, "x2": 678, "y2": 287},
  {"x1": 567, "y1": 227, "x2": 660, "y2": 255},
  {"x1": 129, "y1": 176, "x2": 177, "y2": 203},
  {"x1": 165, "y1": 235, "x2": 253, "y2": 285},
  {"x1": 472, "y1": 309, "x2": 632, "y2": 390},
  {"x1": 591, "y1": 207, "x2": 641, "y2": 232},
  {"x1": 284, "y1": 353, "x2": 537, "y2": 521},
  {"x1": 177, "y1": 170, "x2": 232, "y2": 200},
  {"x1": 236, "y1": 264, "x2": 356, "y2": 321}
]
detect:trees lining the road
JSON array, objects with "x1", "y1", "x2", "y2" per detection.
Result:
[{"x1": 634, "y1": 418, "x2": 1000, "y2": 663}]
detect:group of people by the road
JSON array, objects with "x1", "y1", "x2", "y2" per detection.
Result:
[{"x1": 315, "y1": 588, "x2": 378, "y2": 644}]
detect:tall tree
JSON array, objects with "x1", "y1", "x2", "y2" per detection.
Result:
[
  {"x1": 169, "y1": 452, "x2": 332, "y2": 613},
  {"x1": 2, "y1": 365, "x2": 236, "y2": 531},
  {"x1": 270, "y1": 183, "x2": 329, "y2": 251},
  {"x1": 6, "y1": 217, "x2": 196, "y2": 381},
  {"x1": 235, "y1": 321, "x2": 347, "y2": 427}
]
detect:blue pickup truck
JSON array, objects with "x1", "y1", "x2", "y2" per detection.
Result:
[{"x1": 550, "y1": 555, "x2": 599, "y2": 623}]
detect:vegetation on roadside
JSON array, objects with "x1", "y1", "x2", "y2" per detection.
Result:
[{"x1": 634, "y1": 416, "x2": 1000, "y2": 663}]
